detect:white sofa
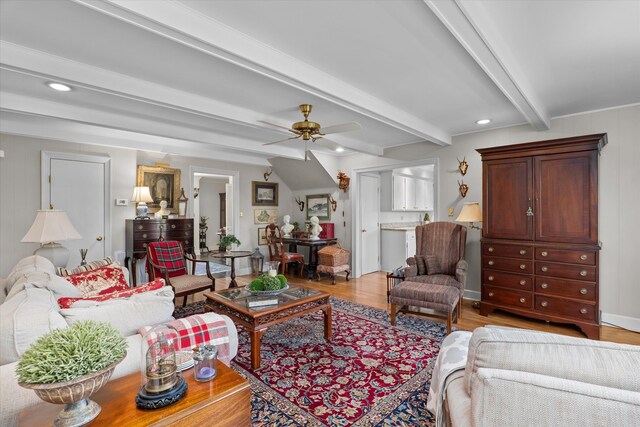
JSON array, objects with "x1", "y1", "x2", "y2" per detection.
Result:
[
  {"x1": 435, "y1": 326, "x2": 640, "y2": 427},
  {"x1": 0, "y1": 256, "x2": 238, "y2": 426}
]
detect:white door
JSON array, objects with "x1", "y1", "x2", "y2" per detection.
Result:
[
  {"x1": 44, "y1": 152, "x2": 110, "y2": 268},
  {"x1": 360, "y1": 174, "x2": 380, "y2": 275}
]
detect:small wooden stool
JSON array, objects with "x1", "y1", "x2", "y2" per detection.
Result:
[
  {"x1": 315, "y1": 264, "x2": 351, "y2": 284},
  {"x1": 390, "y1": 281, "x2": 460, "y2": 333}
]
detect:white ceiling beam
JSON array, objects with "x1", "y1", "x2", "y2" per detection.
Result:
[
  {"x1": 72, "y1": 0, "x2": 451, "y2": 146},
  {"x1": 424, "y1": 0, "x2": 550, "y2": 130}
]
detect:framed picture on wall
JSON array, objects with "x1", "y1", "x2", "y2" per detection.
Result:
[
  {"x1": 252, "y1": 181, "x2": 278, "y2": 206},
  {"x1": 136, "y1": 165, "x2": 181, "y2": 213},
  {"x1": 258, "y1": 227, "x2": 268, "y2": 245},
  {"x1": 254, "y1": 209, "x2": 278, "y2": 224},
  {"x1": 306, "y1": 194, "x2": 331, "y2": 220}
]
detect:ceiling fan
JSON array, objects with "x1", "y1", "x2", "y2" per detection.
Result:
[{"x1": 260, "y1": 104, "x2": 362, "y2": 160}]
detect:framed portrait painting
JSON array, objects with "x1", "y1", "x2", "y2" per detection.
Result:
[
  {"x1": 252, "y1": 181, "x2": 278, "y2": 206},
  {"x1": 136, "y1": 165, "x2": 181, "y2": 213},
  {"x1": 306, "y1": 194, "x2": 331, "y2": 220}
]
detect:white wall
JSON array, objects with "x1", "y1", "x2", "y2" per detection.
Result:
[{"x1": 338, "y1": 104, "x2": 640, "y2": 326}]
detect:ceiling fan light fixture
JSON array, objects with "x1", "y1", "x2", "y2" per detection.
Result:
[
  {"x1": 335, "y1": 147, "x2": 345, "y2": 152},
  {"x1": 47, "y1": 82, "x2": 72, "y2": 92},
  {"x1": 475, "y1": 119, "x2": 491, "y2": 125}
]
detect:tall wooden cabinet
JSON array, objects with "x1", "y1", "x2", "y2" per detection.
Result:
[{"x1": 477, "y1": 134, "x2": 606, "y2": 339}]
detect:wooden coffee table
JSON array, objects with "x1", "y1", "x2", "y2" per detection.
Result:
[
  {"x1": 19, "y1": 362, "x2": 250, "y2": 427},
  {"x1": 204, "y1": 286, "x2": 331, "y2": 369}
]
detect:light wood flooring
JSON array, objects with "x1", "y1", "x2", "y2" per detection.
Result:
[{"x1": 192, "y1": 271, "x2": 640, "y2": 346}]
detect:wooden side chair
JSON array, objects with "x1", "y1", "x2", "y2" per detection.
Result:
[
  {"x1": 147, "y1": 240, "x2": 215, "y2": 306},
  {"x1": 266, "y1": 223, "x2": 305, "y2": 277}
]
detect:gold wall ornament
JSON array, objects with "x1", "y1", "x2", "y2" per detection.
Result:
[
  {"x1": 329, "y1": 195, "x2": 337, "y2": 212},
  {"x1": 337, "y1": 171, "x2": 350, "y2": 192},
  {"x1": 458, "y1": 180, "x2": 469, "y2": 198},
  {"x1": 457, "y1": 157, "x2": 468, "y2": 176}
]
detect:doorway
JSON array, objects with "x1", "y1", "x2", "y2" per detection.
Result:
[{"x1": 360, "y1": 174, "x2": 380, "y2": 275}]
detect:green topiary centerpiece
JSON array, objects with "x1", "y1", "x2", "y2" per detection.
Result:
[
  {"x1": 17, "y1": 321, "x2": 127, "y2": 427},
  {"x1": 248, "y1": 274, "x2": 288, "y2": 294}
]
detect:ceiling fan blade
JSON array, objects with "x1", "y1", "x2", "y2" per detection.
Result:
[
  {"x1": 263, "y1": 136, "x2": 300, "y2": 146},
  {"x1": 319, "y1": 122, "x2": 362, "y2": 135},
  {"x1": 258, "y1": 120, "x2": 297, "y2": 133},
  {"x1": 313, "y1": 136, "x2": 341, "y2": 151}
]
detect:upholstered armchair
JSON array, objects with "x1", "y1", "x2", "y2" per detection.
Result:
[{"x1": 404, "y1": 222, "x2": 468, "y2": 312}]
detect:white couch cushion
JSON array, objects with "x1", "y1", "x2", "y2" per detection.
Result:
[
  {"x1": 5, "y1": 256, "x2": 55, "y2": 294},
  {"x1": 60, "y1": 286, "x2": 175, "y2": 336},
  {"x1": 0, "y1": 287, "x2": 67, "y2": 365},
  {"x1": 6, "y1": 272, "x2": 81, "y2": 301}
]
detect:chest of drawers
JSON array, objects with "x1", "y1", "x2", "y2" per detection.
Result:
[{"x1": 125, "y1": 218, "x2": 194, "y2": 285}]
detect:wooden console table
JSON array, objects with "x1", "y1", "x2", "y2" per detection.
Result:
[{"x1": 19, "y1": 362, "x2": 250, "y2": 427}]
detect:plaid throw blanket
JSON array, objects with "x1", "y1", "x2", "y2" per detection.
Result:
[
  {"x1": 139, "y1": 313, "x2": 232, "y2": 366},
  {"x1": 148, "y1": 241, "x2": 187, "y2": 278}
]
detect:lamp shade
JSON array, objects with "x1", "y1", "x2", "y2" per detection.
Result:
[
  {"x1": 21, "y1": 210, "x2": 82, "y2": 243},
  {"x1": 132, "y1": 186, "x2": 153, "y2": 203},
  {"x1": 456, "y1": 202, "x2": 482, "y2": 223}
]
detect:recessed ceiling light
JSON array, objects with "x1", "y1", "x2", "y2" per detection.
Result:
[
  {"x1": 475, "y1": 119, "x2": 491, "y2": 125},
  {"x1": 47, "y1": 82, "x2": 72, "y2": 92},
  {"x1": 335, "y1": 147, "x2": 345, "y2": 152}
]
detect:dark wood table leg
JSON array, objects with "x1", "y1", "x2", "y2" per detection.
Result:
[
  {"x1": 131, "y1": 256, "x2": 138, "y2": 287},
  {"x1": 250, "y1": 329, "x2": 265, "y2": 370},
  {"x1": 323, "y1": 305, "x2": 332, "y2": 340},
  {"x1": 229, "y1": 258, "x2": 238, "y2": 288}
]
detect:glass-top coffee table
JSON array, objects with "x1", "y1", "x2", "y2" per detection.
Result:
[{"x1": 204, "y1": 286, "x2": 331, "y2": 369}]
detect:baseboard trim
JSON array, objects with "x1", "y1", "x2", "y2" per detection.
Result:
[
  {"x1": 464, "y1": 289, "x2": 480, "y2": 301},
  {"x1": 601, "y1": 312, "x2": 640, "y2": 333}
]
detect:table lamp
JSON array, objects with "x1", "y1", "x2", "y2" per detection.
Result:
[
  {"x1": 456, "y1": 202, "x2": 482, "y2": 230},
  {"x1": 21, "y1": 209, "x2": 82, "y2": 267},
  {"x1": 132, "y1": 186, "x2": 153, "y2": 219}
]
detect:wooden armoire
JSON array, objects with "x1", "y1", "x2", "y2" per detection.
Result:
[{"x1": 477, "y1": 134, "x2": 606, "y2": 339}]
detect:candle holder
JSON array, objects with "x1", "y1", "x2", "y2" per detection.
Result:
[{"x1": 192, "y1": 344, "x2": 217, "y2": 382}]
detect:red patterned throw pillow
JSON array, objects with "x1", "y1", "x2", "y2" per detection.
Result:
[
  {"x1": 64, "y1": 263, "x2": 129, "y2": 297},
  {"x1": 58, "y1": 279, "x2": 165, "y2": 309}
]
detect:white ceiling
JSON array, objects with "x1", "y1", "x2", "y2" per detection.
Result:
[{"x1": 1, "y1": 0, "x2": 638, "y2": 164}]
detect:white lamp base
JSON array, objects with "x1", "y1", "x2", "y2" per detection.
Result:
[{"x1": 34, "y1": 242, "x2": 70, "y2": 268}]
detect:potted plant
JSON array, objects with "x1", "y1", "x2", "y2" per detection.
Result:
[
  {"x1": 17, "y1": 320, "x2": 127, "y2": 427},
  {"x1": 199, "y1": 216, "x2": 209, "y2": 229},
  {"x1": 423, "y1": 212, "x2": 431, "y2": 224},
  {"x1": 218, "y1": 234, "x2": 241, "y2": 253}
]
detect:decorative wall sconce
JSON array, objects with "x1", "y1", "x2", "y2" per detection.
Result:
[
  {"x1": 457, "y1": 157, "x2": 468, "y2": 176},
  {"x1": 263, "y1": 167, "x2": 273, "y2": 181},
  {"x1": 178, "y1": 188, "x2": 188, "y2": 217},
  {"x1": 329, "y1": 195, "x2": 337, "y2": 212},
  {"x1": 458, "y1": 180, "x2": 469, "y2": 198},
  {"x1": 295, "y1": 196, "x2": 305, "y2": 212},
  {"x1": 337, "y1": 171, "x2": 350, "y2": 192}
]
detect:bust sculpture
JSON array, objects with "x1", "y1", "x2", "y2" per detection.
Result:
[
  {"x1": 281, "y1": 215, "x2": 294, "y2": 237},
  {"x1": 154, "y1": 200, "x2": 170, "y2": 218},
  {"x1": 309, "y1": 216, "x2": 322, "y2": 240}
]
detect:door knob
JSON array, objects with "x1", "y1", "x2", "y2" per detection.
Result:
[
  {"x1": 96, "y1": 236, "x2": 104, "y2": 241},
  {"x1": 362, "y1": 229, "x2": 367, "y2": 232}
]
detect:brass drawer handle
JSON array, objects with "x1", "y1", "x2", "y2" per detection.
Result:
[
  {"x1": 185, "y1": 232, "x2": 189, "y2": 236},
  {"x1": 541, "y1": 283, "x2": 548, "y2": 289},
  {"x1": 488, "y1": 260, "x2": 495, "y2": 266},
  {"x1": 541, "y1": 251, "x2": 548, "y2": 257},
  {"x1": 580, "y1": 288, "x2": 588, "y2": 295},
  {"x1": 541, "y1": 301, "x2": 548, "y2": 307},
  {"x1": 488, "y1": 247, "x2": 494, "y2": 252},
  {"x1": 143, "y1": 243, "x2": 148, "y2": 248},
  {"x1": 488, "y1": 292, "x2": 494, "y2": 297},
  {"x1": 580, "y1": 254, "x2": 588, "y2": 261},
  {"x1": 171, "y1": 224, "x2": 176, "y2": 229},
  {"x1": 137, "y1": 225, "x2": 143, "y2": 230},
  {"x1": 159, "y1": 225, "x2": 164, "y2": 231},
  {"x1": 488, "y1": 276, "x2": 494, "y2": 281},
  {"x1": 520, "y1": 264, "x2": 526, "y2": 270},
  {"x1": 519, "y1": 297, "x2": 526, "y2": 303},
  {"x1": 519, "y1": 280, "x2": 526, "y2": 286},
  {"x1": 580, "y1": 308, "x2": 588, "y2": 314},
  {"x1": 519, "y1": 249, "x2": 526, "y2": 255},
  {"x1": 142, "y1": 233, "x2": 147, "y2": 238},
  {"x1": 580, "y1": 270, "x2": 588, "y2": 277},
  {"x1": 541, "y1": 266, "x2": 548, "y2": 272}
]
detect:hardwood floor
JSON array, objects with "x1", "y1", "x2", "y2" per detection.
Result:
[{"x1": 193, "y1": 271, "x2": 640, "y2": 346}]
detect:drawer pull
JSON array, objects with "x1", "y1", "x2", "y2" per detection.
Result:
[
  {"x1": 541, "y1": 301, "x2": 548, "y2": 307},
  {"x1": 159, "y1": 225, "x2": 164, "y2": 231},
  {"x1": 580, "y1": 254, "x2": 588, "y2": 261},
  {"x1": 580, "y1": 288, "x2": 588, "y2": 295},
  {"x1": 142, "y1": 233, "x2": 147, "y2": 238},
  {"x1": 488, "y1": 276, "x2": 494, "y2": 281},
  {"x1": 171, "y1": 224, "x2": 176, "y2": 229},
  {"x1": 580, "y1": 308, "x2": 588, "y2": 314},
  {"x1": 519, "y1": 280, "x2": 526, "y2": 286},
  {"x1": 143, "y1": 243, "x2": 148, "y2": 248},
  {"x1": 541, "y1": 266, "x2": 548, "y2": 272},
  {"x1": 519, "y1": 249, "x2": 526, "y2": 255},
  {"x1": 519, "y1": 297, "x2": 526, "y2": 303},
  {"x1": 488, "y1": 292, "x2": 494, "y2": 297},
  {"x1": 520, "y1": 264, "x2": 526, "y2": 270},
  {"x1": 488, "y1": 247, "x2": 494, "y2": 252},
  {"x1": 488, "y1": 260, "x2": 494, "y2": 266},
  {"x1": 137, "y1": 225, "x2": 143, "y2": 230},
  {"x1": 580, "y1": 270, "x2": 588, "y2": 277},
  {"x1": 541, "y1": 251, "x2": 548, "y2": 257},
  {"x1": 541, "y1": 283, "x2": 548, "y2": 289},
  {"x1": 184, "y1": 232, "x2": 189, "y2": 236}
]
